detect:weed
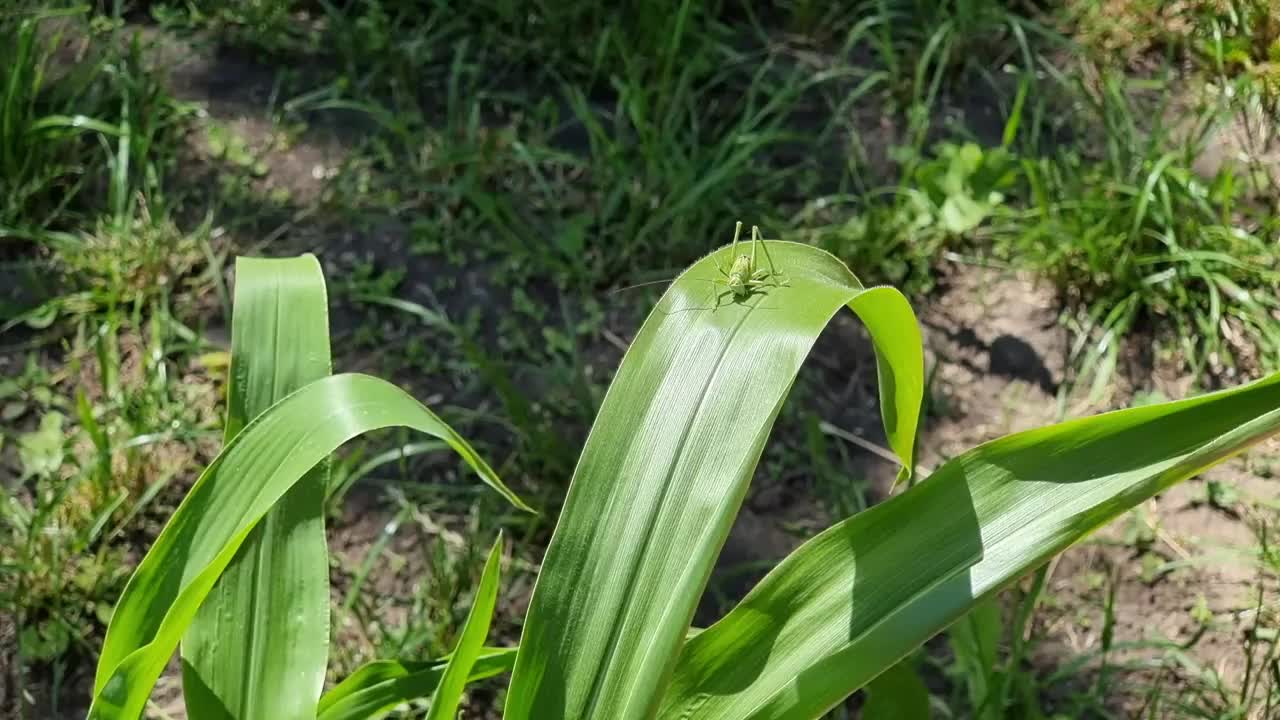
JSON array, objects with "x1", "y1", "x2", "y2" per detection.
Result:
[
  {"x1": 0, "y1": 15, "x2": 212, "y2": 709},
  {"x1": 0, "y1": 9, "x2": 191, "y2": 245},
  {"x1": 1006, "y1": 70, "x2": 1280, "y2": 389},
  {"x1": 1068, "y1": 1, "x2": 1280, "y2": 75},
  {"x1": 1, "y1": 8, "x2": 114, "y2": 243},
  {"x1": 1, "y1": 312, "x2": 221, "y2": 714},
  {"x1": 52, "y1": 203, "x2": 211, "y2": 312}
]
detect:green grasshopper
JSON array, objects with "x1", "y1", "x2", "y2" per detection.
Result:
[
  {"x1": 701, "y1": 221, "x2": 789, "y2": 310},
  {"x1": 616, "y1": 222, "x2": 789, "y2": 313}
]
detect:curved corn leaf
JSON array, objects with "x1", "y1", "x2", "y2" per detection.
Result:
[
  {"x1": 426, "y1": 532, "x2": 504, "y2": 720},
  {"x1": 658, "y1": 370, "x2": 1280, "y2": 719},
  {"x1": 90, "y1": 373, "x2": 529, "y2": 720},
  {"x1": 183, "y1": 255, "x2": 332, "y2": 720},
  {"x1": 317, "y1": 648, "x2": 518, "y2": 720},
  {"x1": 504, "y1": 241, "x2": 924, "y2": 719}
]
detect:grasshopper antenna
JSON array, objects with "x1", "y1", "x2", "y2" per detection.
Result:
[{"x1": 610, "y1": 278, "x2": 676, "y2": 295}]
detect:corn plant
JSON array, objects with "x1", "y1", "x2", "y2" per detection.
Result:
[{"x1": 89, "y1": 241, "x2": 1280, "y2": 719}]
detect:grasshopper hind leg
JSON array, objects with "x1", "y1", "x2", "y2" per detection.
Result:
[
  {"x1": 715, "y1": 221, "x2": 745, "y2": 279},
  {"x1": 752, "y1": 226, "x2": 789, "y2": 287}
]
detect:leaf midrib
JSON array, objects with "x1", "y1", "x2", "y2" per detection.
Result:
[
  {"x1": 238, "y1": 277, "x2": 283, "y2": 720},
  {"x1": 581, "y1": 298, "x2": 761, "y2": 717}
]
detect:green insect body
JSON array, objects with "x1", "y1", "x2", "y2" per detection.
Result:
[
  {"x1": 708, "y1": 222, "x2": 788, "y2": 308},
  {"x1": 726, "y1": 254, "x2": 753, "y2": 298},
  {"x1": 650, "y1": 221, "x2": 789, "y2": 315}
]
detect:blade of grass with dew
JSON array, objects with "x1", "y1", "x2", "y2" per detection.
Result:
[
  {"x1": 426, "y1": 532, "x2": 505, "y2": 720},
  {"x1": 182, "y1": 256, "x2": 332, "y2": 720},
  {"x1": 89, "y1": 371, "x2": 530, "y2": 720},
  {"x1": 504, "y1": 240, "x2": 925, "y2": 720},
  {"x1": 658, "y1": 370, "x2": 1280, "y2": 719},
  {"x1": 317, "y1": 649, "x2": 519, "y2": 720}
]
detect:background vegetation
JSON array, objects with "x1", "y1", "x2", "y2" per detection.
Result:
[{"x1": 2, "y1": 0, "x2": 1279, "y2": 717}]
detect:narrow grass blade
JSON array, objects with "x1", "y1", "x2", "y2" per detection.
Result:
[
  {"x1": 504, "y1": 241, "x2": 924, "y2": 719},
  {"x1": 426, "y1": 533, "x2": 505, "y2": 720},
  {"x1": 317, "y1": 649, "x2": 518, "y2": 720},
  {"x1": 949, "y1": 600, "x2": 1002, "y2": 719},
  {"x1": 659, "y1": 371, "x2": 1280, "y2": 719},
  {"x1": 89, "y1": 373, "x2": 529, "y2": 720},
  {"x1": 183, "y1": 256, "x2": 332, "y2": 720}
]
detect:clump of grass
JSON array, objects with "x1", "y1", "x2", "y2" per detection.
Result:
[
  {"x1": 306, "y1": 6, "x2": 831, "y2": 292},
  {"x1": 1004, "y1": 70, "x2": 1280, "y2": 386},
  {"x1": 52, "y1": 203, "x2": 211, "y2": 311},
  {"x1": 0, "y1": 9, "x2": 215, "y2": 713},
  {"x1": 166, "y1": 0, "x2": 730, "y2": 93},
  {"x1": 1, "y1": 8, "x2": 110, "y2": 242},
  {"x1": 1, "y1": 313, "x2": 222, "y2": 708},
  {"x1": 1067, "y1": 0, "x2": 1280, "y2": 74},
  {"x1": 1064, "y1": 0, "x2": 1200, "y2": 64},
  {"x1": 798, "y1": 54, "x2": 1280, "y2": 388},
  {"x1": 854, "y1": 0, "x2": 1049, "y2": 132},
  {"x1": 1, "y1": 8, "x2": 191, "y2": 245},
  {"x1": 159, "y1": 0, "x2": 308, "y2": 50},
  {"x1": 792, "y1": 139, "x2": 1020, "y2": 293}
]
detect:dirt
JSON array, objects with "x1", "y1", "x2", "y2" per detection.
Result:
[
  {"x1": 911, "y1": 265, "x2": 1278, "y2": 714},
  {"x1": 920, "y1": 265, "x2": 1068, "y2": 450}
]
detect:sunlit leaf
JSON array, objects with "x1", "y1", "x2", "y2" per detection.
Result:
[
  {"x1": 183, "y1": 255, "x2": 332, "y2": 720},
  {"x1": 505, "y1": 240, "x2": 925, "y2": 719},
  {"x1": 659, "y1": 371, "x2": 1280, "y2": 718}
]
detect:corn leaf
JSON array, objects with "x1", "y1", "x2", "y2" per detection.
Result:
[
  {"x1": 504, "y1": 241, "x2": 925, "y2": 719},
  {"x1": 658, "y1": 370, "x2": 1280, "y2": 719},
  {"x1": 426, "y1": 532, "x2": 504, "y2": 720},
  {"x1": 89, "y1": 373, "x2": 529, "y2": 720},
  {"x1": 183, "y1": 256, "x2": 332, "y2": 719},
  {"x1": 316, "y1": 649, "x2": 518, "y2": 720}
]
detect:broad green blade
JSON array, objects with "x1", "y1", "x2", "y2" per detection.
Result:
[
  {"x1": 504, "y1": 241, "x2": 924, "y2": 720},
  {"x1": 426, "y1": 533, "x2": 504, "y2": 720},
  {"x1": 183, "y1": 256, "x2": 332, "y2": 719},
  {"x1": 317, "y1": 649, "x2": 518, "y2": 720},
  {"x1": 89, "y1": 373, "x2": 529, "y2": 720},
  {"x1": 658, "y1": 371, "x2": 1280, "y2": 719}
]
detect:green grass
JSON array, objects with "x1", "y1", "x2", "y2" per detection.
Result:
[
  {"x1": 1, "y1": 6, "x2": 192, "y2": 245},
  {"x1": 1, "y1": 308, "x2": 223, "y2": 712},
  {"x1": 0, "y1": 7, "x2": 217, "y2": 713},
  {"x1": 3, "y1": 0, "x2": 1280, "y2": 717},
  {"x1": 998, "y1": 68, "x2": 1280, "y2": 394}
]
